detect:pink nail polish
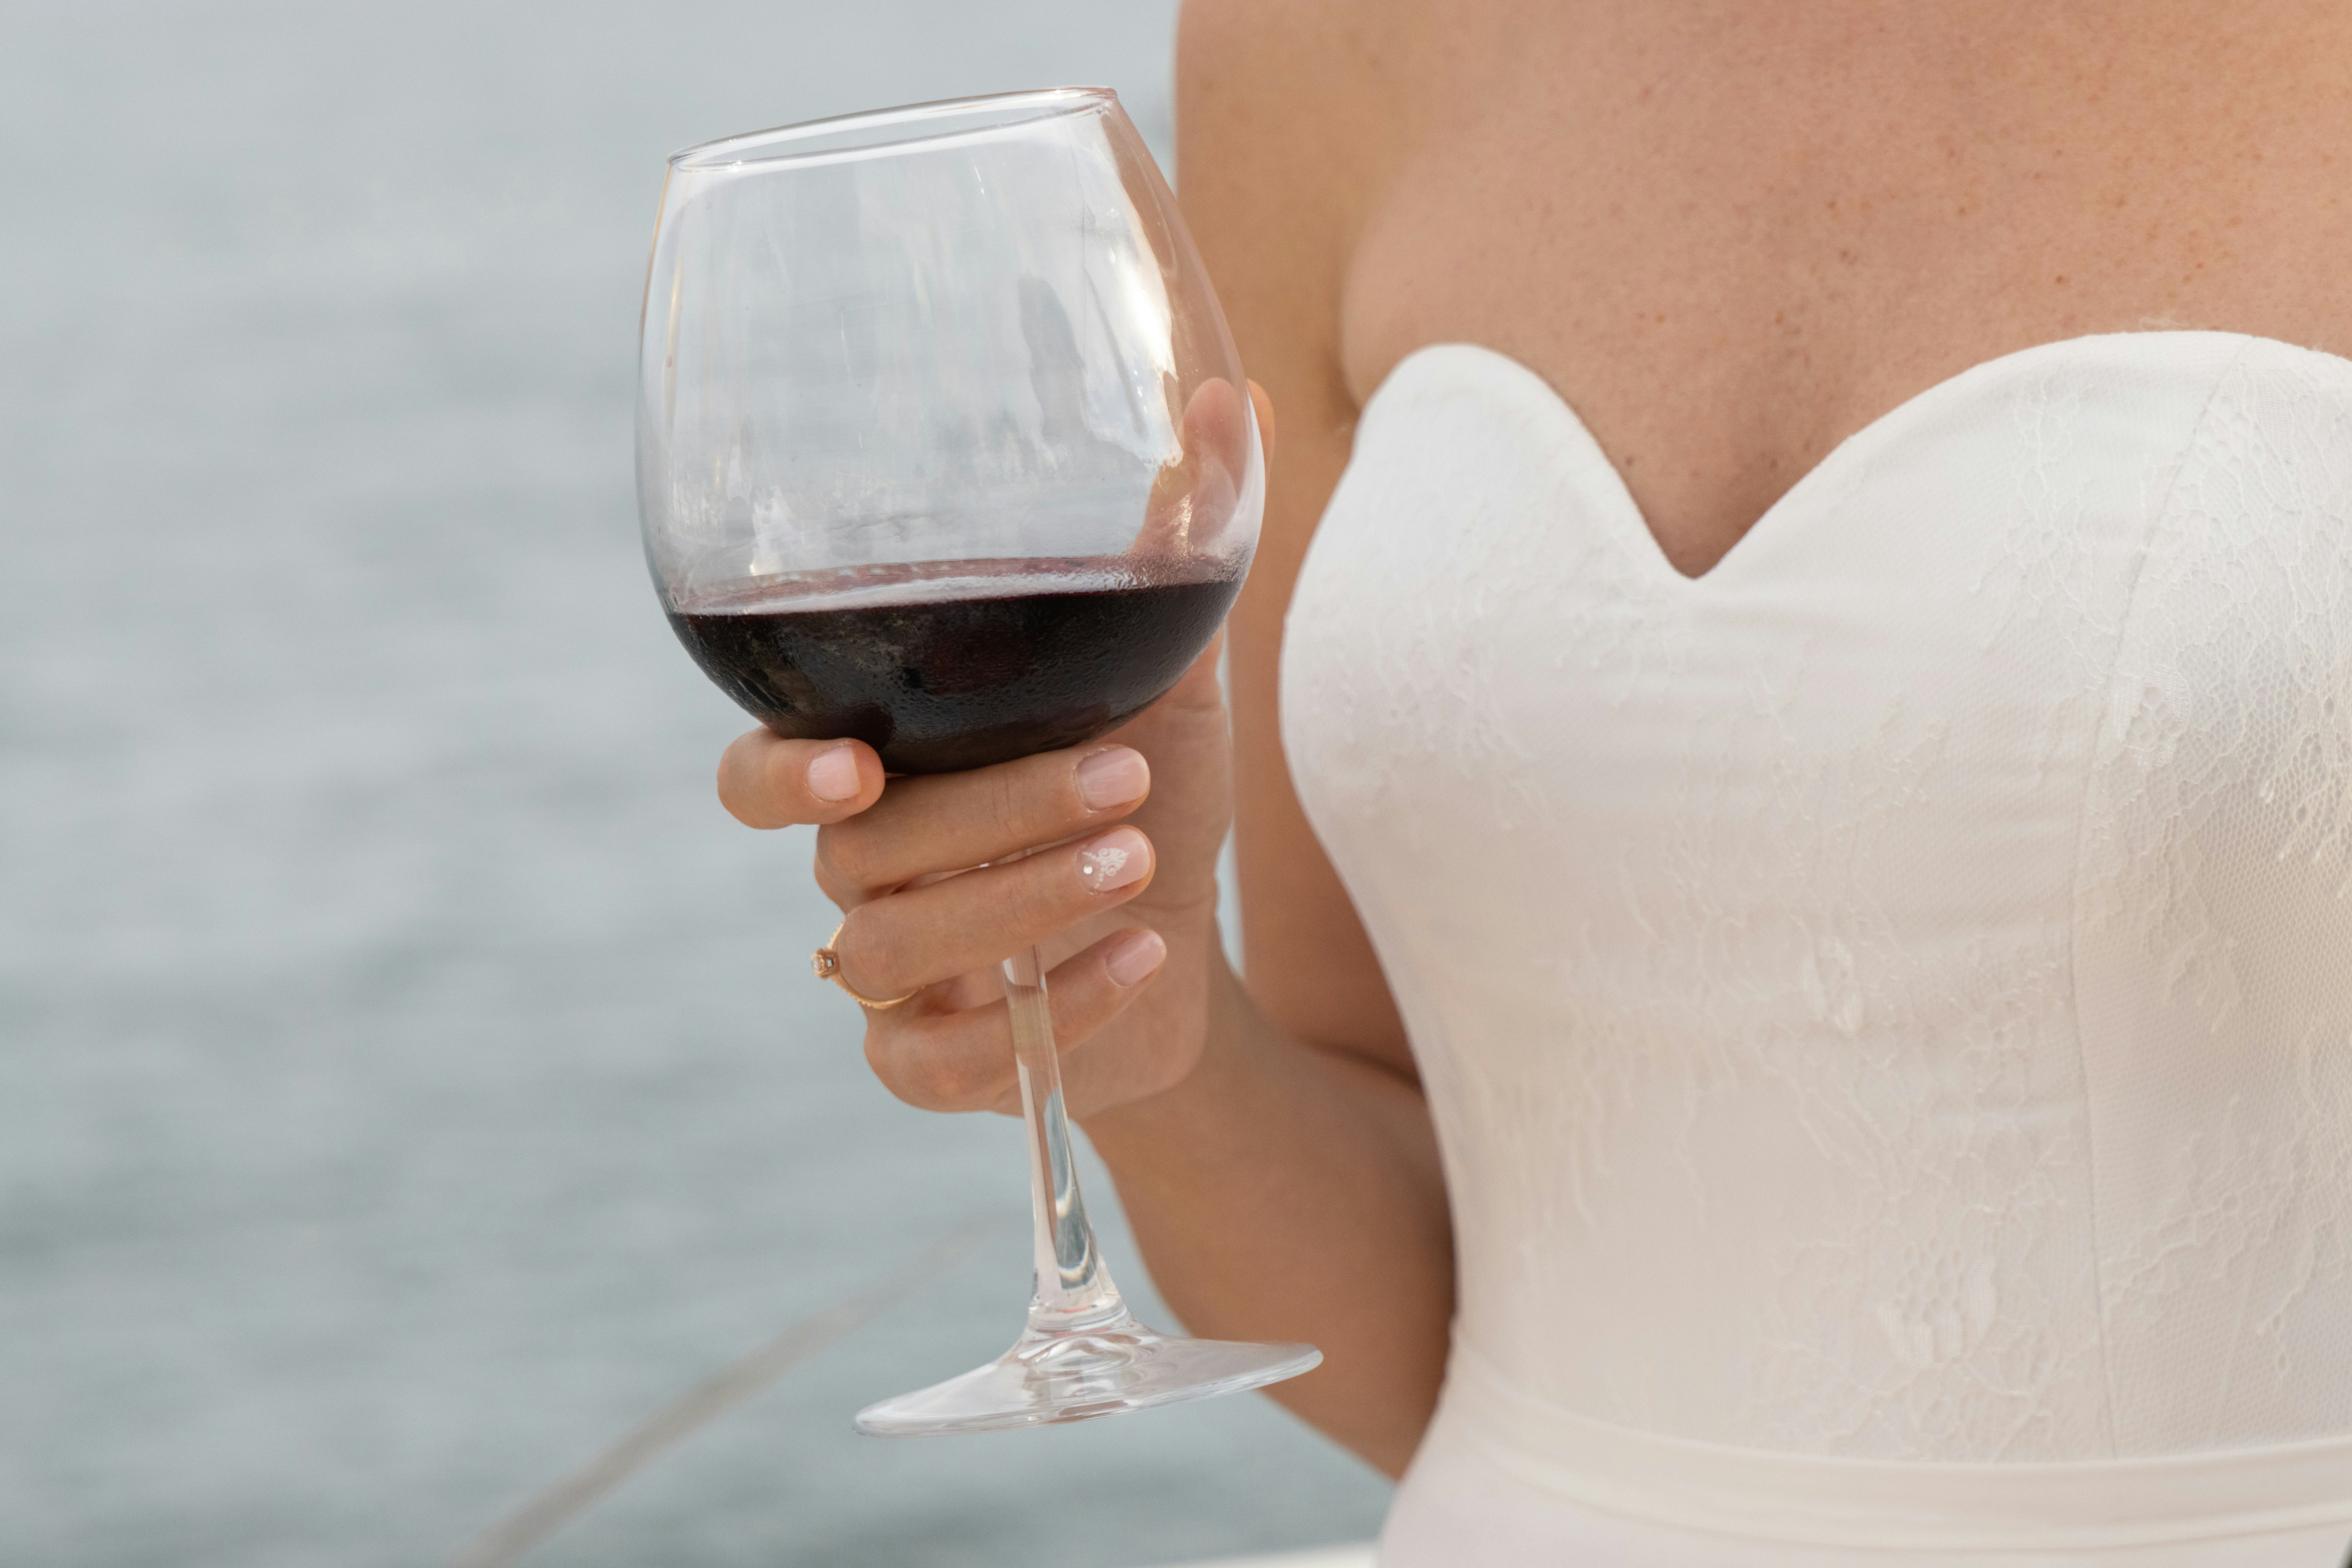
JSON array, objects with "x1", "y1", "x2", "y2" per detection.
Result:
[
  {"x1": 1076, "y1": 828, "x2": 1150, "y2": 893},
  {"x1": 807, "y1": 745, "x2": 860, "y2": 802},
  {"x1": 1104, "y1": 927, "x2": 1167, "y2": 987},
  {"x1": 1074, "y1": 747, "x2": 1150, "y2": 810}
]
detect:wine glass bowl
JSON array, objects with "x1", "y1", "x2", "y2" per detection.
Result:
[
  {"x1": 636, "y1": 88, "x2": 1317, "y2": 1437},
  {"x1": 640, "y1": 88, "x2": 1262, "y2": 774}
]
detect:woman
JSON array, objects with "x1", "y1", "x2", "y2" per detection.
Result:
[{"x1": 722, "y1": 4, "x2": 2352, "y2": 1561}]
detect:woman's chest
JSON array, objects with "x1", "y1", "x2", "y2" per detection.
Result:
[{"x1": 1336, "y1": 0, "x2": 2352, "y2": 576}]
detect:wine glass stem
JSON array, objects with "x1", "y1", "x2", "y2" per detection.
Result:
[{"x1": 1000, "y1": 943, "x2": 1126, "y2": 1332}]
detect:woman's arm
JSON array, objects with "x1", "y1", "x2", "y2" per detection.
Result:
[
  {"x1": 1082, "y1": 973, "x2": 1451, "y2": 1476},
  {"x1": 1082, "y1": 0, "x2": 1453, "y2": 1477},
  {"x1": 708, "y1": 0, "x2": 1452, "y2": 1477}
]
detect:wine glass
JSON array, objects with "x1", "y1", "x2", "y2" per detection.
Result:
[{"x1": 635, "y1": 88, "x2": 1320, "y2": 1437}]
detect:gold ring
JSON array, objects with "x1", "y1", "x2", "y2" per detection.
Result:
[{"x1": 811, "y1": 919, "x2": 917, "y2": 1009}]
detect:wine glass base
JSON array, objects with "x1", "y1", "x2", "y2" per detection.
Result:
[{"x1": 853, "y1": 1307, "x2": 1321, "y2": 1437}]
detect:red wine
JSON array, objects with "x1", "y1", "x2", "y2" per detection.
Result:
[{"x1": 665, "y1": 556, "x2": 1246, "y2": 774}]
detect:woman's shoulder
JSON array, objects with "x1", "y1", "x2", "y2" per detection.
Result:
[
  {"x1": 1178, "y1": 0, "x2": 1412, "y2": 77},
  {"x1": 1175, "y1": 0, "x2": 1429, "y2": 337},
  {"x1": 1176, "y1": 0, "x2": 1427, "y2": 156}
]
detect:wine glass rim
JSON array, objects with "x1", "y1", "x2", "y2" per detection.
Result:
[{"x1": 667, "y1": 86, "x2": 1119, "y2": 172}]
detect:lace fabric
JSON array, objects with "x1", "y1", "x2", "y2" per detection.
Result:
[
  {"x1": 1280, "y1": 333, "x2": 2352, "y2": 1558},
  {"x1": 2078, "y1": 343, "x2": 2352, "y2": 1454}
]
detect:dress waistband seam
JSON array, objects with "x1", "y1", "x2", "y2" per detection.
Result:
[{"x1": 1442, "y1": 1343, "x2": 2352, "y2": 1551}]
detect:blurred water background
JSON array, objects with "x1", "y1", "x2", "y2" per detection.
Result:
[{"x1": 0, "y1": 3, "x2": 1390, "y2": 1564}]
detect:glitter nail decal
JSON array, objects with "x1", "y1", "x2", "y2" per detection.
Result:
[{"x1": 1077, "y1": 844, "x2": 1131, "y2": 893}]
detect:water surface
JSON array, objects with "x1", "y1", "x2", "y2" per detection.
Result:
[{"x1": 0, "y1": 5, "x2": 1389, "y2": 1563}]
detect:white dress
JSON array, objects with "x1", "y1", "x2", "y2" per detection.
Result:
[{"x1": 1280, "y1": 333, "x2": 2352, "y2": 1564}]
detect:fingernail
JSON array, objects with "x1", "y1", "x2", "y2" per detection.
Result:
[
  {"x1": 1074, "y1": 747, "x2": 1149, "y2": 810},
  {"x1": 1076, "y1": 827, "x2": 1150, "y2": 894},
  {"x1": 1104, "y1": 927, "x2": 1167, "y2": 987},
  {"x1": 807, "y1": 744, "x2": 861, "y2": 802}
]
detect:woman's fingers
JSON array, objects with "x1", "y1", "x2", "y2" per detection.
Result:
[
  {"x1": 716, "y1": 733, "x2": 885, "y2": 828},
  {"x1": 825, "y1": 824, "x2": 1155, "y2": 1001},
  {"x1": 1131, "y1": 376, "x2": 1273, "y2": 557},
  {"x1": 814, "y1": 744, "x2": 1150, "y2": 905},
  {"x1": 864, "y1": 925, "x2": 1170, "y2": 1112}
]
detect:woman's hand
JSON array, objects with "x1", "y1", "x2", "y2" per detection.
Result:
[
  {"x1": 715, "y1": 383, "x2": 1275, "y2": 1121},
  {"x1": 714, "y1": 644, "x2": 1236, "y2": 1119}
]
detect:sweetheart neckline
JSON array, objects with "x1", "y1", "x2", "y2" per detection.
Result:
[{"x1": 1371, "y1": 330, "x2": 2348, "y2": 588}]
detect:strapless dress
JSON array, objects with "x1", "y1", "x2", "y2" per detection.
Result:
[{"x1": 1281, "y1": 333, "x2": 2352, "y2": 1563}]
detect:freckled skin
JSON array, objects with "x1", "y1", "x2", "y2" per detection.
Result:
[{"x1": 1332, "y1": 0, "x2": 2352, "y2": 577}]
